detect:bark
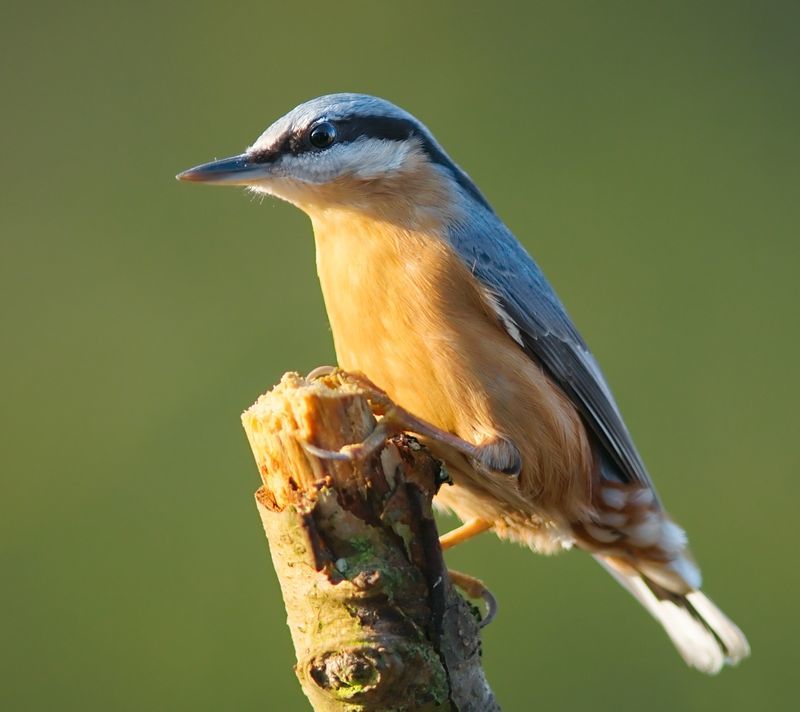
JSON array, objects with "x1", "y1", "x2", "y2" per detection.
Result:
[{"x1": 241, "y1": 371, "x2": 499, "y2": 712}]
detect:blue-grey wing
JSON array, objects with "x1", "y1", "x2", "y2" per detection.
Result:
[{"x1": 447, "y1": 209, "x2": 658, "y2": 497}]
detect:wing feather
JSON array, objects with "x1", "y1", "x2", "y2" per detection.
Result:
[{"x1": 447, "y1": 209, "x2": 658, "y2": 497}]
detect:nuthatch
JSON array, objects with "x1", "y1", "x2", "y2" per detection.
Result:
[{"x1": 178, "y1": 93, "x2": 749, "y2": 673}]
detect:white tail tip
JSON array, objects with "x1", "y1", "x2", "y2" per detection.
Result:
[{"x1": 596, "y1": 556, "x2": 750, "y2": 674}]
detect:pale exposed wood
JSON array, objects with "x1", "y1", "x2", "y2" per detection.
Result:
[{"x1": 241, "y1": 371, "x2": 499, "y2": 712}]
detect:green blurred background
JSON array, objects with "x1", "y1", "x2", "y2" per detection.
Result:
[{"x1": 2, "y1": 1, "x2": 798, "y2": 710}]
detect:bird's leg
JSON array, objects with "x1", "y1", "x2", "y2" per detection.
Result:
[
  {"x1": 300, "y1": 370, "x2": 480, "y2": 463},
  {"x1": 304, "y1": 371, "x2": 522, "y2": 477},
  {"x1": 448, "y1": 568, "x2": 498, "y2": 627},
  {"x1": 440, "y1": 520, "x2": 496, "y2": 626},
  {"x1": 346, "y1": 372, "x2": 484, "y2": 458},
  {"x1": 439, "y1": 518, "x2": 493, "y2": 550},
  {"x1": 352, "y1": 373, "x2": 521, "y2": 476},
  {"x1": 442, "y1": 520, "x2": 496, "y2": 626}
]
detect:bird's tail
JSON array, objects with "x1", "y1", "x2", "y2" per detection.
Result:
[{"x1": 594, "y1": 554, "x2": 750, "y2": 674}]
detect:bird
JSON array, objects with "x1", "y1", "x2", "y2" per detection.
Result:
[{"x1": 177, "y1": 93, "x2": 749, "y2": 673}]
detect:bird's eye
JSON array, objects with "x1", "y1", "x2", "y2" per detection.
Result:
[{"x1": 308, "y1": 122, "x2": 337, "y2": 149}]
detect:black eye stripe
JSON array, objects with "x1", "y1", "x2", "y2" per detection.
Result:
[
  {"x1": 333, "y1": 116, "x2": 417, "y2": 143},
  {"x1": 250, "y1": 113, "x2": 493, "y2": 212},
  {"x1": 251, "y1": 116, "x2": 415, "y2": 163}
]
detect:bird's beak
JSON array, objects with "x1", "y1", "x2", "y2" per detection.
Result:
[{"x1": 176, "y1": 153, "x2": 269, "y2": 185}]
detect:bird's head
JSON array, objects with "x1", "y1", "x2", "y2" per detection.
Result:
[{"x1": 177, "y1": 93, "x2": 491, "y2": 224}]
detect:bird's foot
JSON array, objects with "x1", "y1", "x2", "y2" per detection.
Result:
[
  {"x1": 301, "y1": 370, "x2": 521, "y2": 477},
  {"x1": 343, "y1": 372, "x2": 522, "y2": 476},
  {"x1": 448, "y1": 568, "x2": 498, "y2": 627}
]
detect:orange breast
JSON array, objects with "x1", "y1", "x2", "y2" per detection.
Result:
[{"x1": 311, "y1": 208, "x2": 594, "y2": 550}]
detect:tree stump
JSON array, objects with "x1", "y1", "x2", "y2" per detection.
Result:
[{"x1": 241, "y1": 371, "x2": 499, "y2": 711}]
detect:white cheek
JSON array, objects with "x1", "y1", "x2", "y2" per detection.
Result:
[
  {"x1": 278, "y1": 151, "x2": 339, "y2": 183},
  {"x1": 342, "y1": 139, "x2": 413, "y2": 178},
  {"x1": 279, "y1": 138, "x2": 414, "y2": 184}
]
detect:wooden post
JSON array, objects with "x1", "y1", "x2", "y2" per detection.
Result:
[{"x1": 241, "y1": 371, "x2": 499, "y2": 711}]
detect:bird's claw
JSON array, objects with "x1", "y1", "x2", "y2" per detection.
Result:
[
  {"x1": 300, "y1": 441, "x2": 354, "y2": 461},
  {"x1": 448, "y1": 568, "x2": 498, "y2": 628},
  {"x1": 306, "y1": 365, "x2": 339, "y2": 380},
  {"x1": 300, "y1": 421, "x2": 395, "y2": 463},
  {"x1": 477, "y1": 588, "x2": 498, "y2": 628}
]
